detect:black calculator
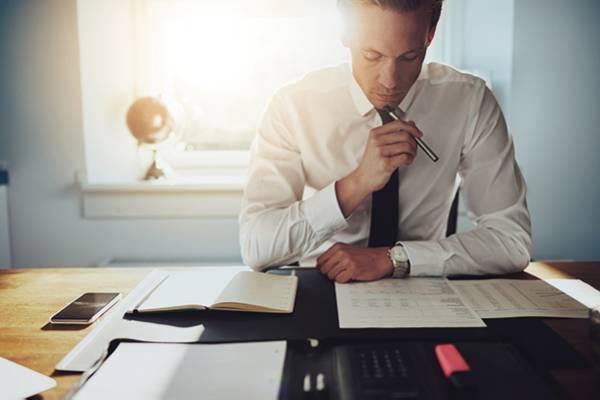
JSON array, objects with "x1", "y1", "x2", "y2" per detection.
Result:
[{"x1": 334, "y1": 342, "x2": 447, "y2": 400}]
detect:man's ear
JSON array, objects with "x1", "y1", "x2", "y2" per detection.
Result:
[{"x1": 426, "y1": 25, "x2": 437, "y2": 47}]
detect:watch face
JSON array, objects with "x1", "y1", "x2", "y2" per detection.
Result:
[{"x1": 391, "y1": 246, "x2": 408, "y2": 263}]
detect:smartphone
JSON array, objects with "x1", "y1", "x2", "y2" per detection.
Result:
[{"x1": 50, "y1": 292, "x2": 122, "y2": 324}]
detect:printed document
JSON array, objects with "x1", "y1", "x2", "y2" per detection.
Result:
[
  {"x1": 544, "y1": 279, "x2": 600, "y2": 309},
  {"x1": 449, "y1": 279, "x2": 589, "y2": 318},
  {"x1": 72, "y1": 341, "x2": 286, "y2": 400},
  {"x1": 335, "y1": 278, "x2": 486, "y2": 328}
]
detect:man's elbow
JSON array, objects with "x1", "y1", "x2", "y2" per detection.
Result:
[
  {"x1": 240, "y1": 241, "x2": 270, "y2": 272},
  {"x1": 508, "y1": 250, "x2": 530, "y2": 274},
  {"x1": 504, "y1": 234, "x2": 533, "y2": 274},
  {"x1": 240, "y1": 239, "x2": 300, "y2": 272}
]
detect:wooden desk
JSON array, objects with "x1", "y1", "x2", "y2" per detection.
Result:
[{"x1": 0, "y1": 262, "x2": 598, "y2": 400}]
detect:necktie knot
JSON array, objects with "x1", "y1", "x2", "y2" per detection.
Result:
[{"x1": 377, "y1": 108, "x2": 394, "y2": 125}]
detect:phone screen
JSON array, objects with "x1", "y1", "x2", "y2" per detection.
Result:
[{"x1": 51, "y1": 292, "x2": 121, "y2": 322}]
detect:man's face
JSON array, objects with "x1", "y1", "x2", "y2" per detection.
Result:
[{"x1": 343, "y1": 4, "x2": 435, "y2": 110}]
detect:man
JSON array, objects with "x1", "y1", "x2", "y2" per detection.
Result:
[{"x1": 239, "y1": 0, "x2": 532, "y2": 283}]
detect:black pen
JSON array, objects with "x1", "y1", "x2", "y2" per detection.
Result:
[{"x1": 383, "y1": 106, "x2": 439, "y2": 162}]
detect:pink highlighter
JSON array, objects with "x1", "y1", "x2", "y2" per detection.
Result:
[{"x1": 435, "y1": 344, "x2": 474, "y2": 390}]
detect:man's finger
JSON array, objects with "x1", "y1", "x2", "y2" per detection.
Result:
[
  {"x1": 381, "y1": 142, "x2": 417, "y2": 158},
  {"x1": 327, "y1": 263, "x2": 347, "y2": 281},
  {"x1": 318, "y1": 252, "x2": 343, "y2": 275},
  {"x1": 374, "y1": 134, "x2": 416, "y2": 151},
  {"x1": 335, "y1": 269, "x2": 354, "y2": 283},
  {"x1": 373, "y1": 120, "x2": 423, "y2": 138},
  {"x1": 316, "y1": 243, "x2": 341, "y2": 266}
]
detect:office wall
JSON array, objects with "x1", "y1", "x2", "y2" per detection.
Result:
[
  {"x1": 459, "y1": 0, "x2": 514, "y2": 118},
  {"x1": 511, "y1": 0, "x2": 600, "y2": 260},
  {"x1": 0, "y1": 0, "x2": 241, "y2": 267}
]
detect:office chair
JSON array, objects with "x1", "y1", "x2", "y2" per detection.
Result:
[{"x1": 446, "y1": 189, "x2": 460, "y2": 237}]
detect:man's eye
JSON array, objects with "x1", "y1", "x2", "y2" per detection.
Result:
[
  {"x1": 362, "y1": 51, "x2": 381, "y2": 61},
  {"x1": 399, "y1": 51, "x2": 420, "y2": 62}
]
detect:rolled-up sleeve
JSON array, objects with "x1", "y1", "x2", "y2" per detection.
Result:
[{"x1": 239, "y1": 92, "x2": 349, "y2": 271}]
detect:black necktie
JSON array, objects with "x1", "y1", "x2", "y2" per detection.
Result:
[{"x1": 368, "y1": 110, "x2": 399, "y2": 248}]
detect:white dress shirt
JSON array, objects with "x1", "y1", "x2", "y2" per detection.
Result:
[{"x1": 239, "y1": 62, "x2": 532, "y2": 276}]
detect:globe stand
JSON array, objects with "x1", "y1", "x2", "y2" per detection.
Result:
[
  {"x1": 144, "y1": 149, "x2": 166, "y2": 180},
  {"x1": 127, "y1": 96, "x2": 179, "y2": 181}
]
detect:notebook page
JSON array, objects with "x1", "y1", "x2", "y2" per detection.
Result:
[
  {"x1": 213, "y1": 271, "x2": 298, "y2": 313},
  {"x1": 135, "y1": 267, "x2": 248, "y2": 312}
]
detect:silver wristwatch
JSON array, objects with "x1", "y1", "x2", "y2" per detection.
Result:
[{"x1": 388, "y1": 244, "x2": 411, "y2": 278}]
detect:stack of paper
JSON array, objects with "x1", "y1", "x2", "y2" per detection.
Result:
[{"x1": 72, "y1": 341, "x2": 286, "y2": 400}]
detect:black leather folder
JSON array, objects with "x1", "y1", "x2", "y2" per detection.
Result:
[{"x1": 278, "y1": 339, "x2": 565, "y2": 400}]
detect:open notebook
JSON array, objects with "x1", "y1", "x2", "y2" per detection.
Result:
[{"x1": 127, "y1": 268, "x2": 298, "y2": 314}]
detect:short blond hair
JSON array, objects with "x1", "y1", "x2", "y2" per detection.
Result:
[{"x1": 337, "y1": 0, "x2": 444, "y2": 28}]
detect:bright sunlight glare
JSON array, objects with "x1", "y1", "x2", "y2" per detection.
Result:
[{"x1": 144, "y1": 0, "x2": 347, "y2": 150}]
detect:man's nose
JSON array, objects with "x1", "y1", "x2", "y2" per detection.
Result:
[{"x1": 378, "y1": 59, "x2": 398, "y2": 90}]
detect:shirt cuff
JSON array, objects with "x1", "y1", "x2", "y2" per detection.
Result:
[
  {"x1": 399, "y1": 241, "x2": 453, "y2": 276},
  {"x1": 300, "y1": 182, "x2": 349, "y2": 239}
]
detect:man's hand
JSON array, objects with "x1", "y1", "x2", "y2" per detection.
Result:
[
  {"x1": 335, "y1": 119, "x2": 423, "y2": 217},
  {"x1": 316, "y1": 243, "x2": 393, "y2": 283},
  {"x1": 356, "y1": 119, "x2": 422, "y2": 192}
]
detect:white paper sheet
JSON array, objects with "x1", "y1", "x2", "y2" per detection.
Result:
[
  {"x1": 545, "y1": 279, "x2": 600, "y2": 309},
  {"x1": 449, "y1": 279, "x2": 589, "y2": 319},
  {"x1": 72, "y1": 341, "x2": 286, "y2": 400},
  {"x1": 56, "y1": 270, "x2": 206, "y2": 372},
  {"x1": 1, "y1": 356, "x2": 56, "y2": 400},
  {"x1": 335, "y1": 278, "x2": 486, "y2": 328}
]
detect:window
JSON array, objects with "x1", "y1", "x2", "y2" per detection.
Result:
[
  {"x1": 137, "y1": 0, "x2": 451, "y2": 168},
  {"x1": 138, "y1": 0, "x2": 347, "y2": 154},
  {"x1": 78, "y1": 0, "x2": 452, "y2": 182}
]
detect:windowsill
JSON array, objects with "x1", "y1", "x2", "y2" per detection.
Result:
[
  {"x1": 80, "y1": 175, "x2": 245, "y2": 192},
  {"x1": 78, "y1": 173, "x2": 244, "y2": 218}
]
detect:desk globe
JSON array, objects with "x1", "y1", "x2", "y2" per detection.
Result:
[{"x1": 126, "y1": 96, "x2": 175, "y2": 180}]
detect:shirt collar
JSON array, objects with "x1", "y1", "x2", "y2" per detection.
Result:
[
  {"x1": 348, "y1": 65, "x2": 374, "y2": 117},
  {"x1": 347, "y1": 63, "x2": 427, "y2": 117}
]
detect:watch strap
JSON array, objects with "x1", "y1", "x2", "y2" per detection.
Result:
[{"x1": 389, "y1": 244, "x2": 411, "y2": 278}]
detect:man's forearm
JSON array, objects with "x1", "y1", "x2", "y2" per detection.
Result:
[
  {"x1": 240, "y1": 182, "x2": 350, "y2": 270},
  {"x1": 402, "y1": 211, "x2": 532, "y2": 277},
  {"x1": 335, "y1": 172, "x2": 371, "y2": 217}
]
